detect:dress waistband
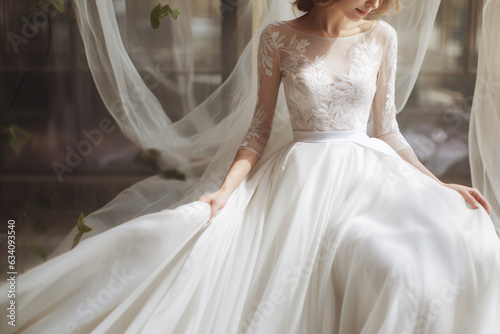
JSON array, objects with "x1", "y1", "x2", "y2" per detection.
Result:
[{"x1": 291, "y1": 130, "x2": 369, "y2": 143}]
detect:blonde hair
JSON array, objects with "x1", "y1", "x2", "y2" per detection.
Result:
[{"x1": 291, "y1": 0, "x2": 400, "y2": 19}]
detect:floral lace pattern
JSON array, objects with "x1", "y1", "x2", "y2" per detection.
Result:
[
  {"x1": 239, "y1": 104, "x2": 267, "y2": 156},
  {"x1": 238, "y1": 19, "x2": 411, "y2": 157},
  {"x1": 260, "y1": 24, "x2": 285, "y2": 76}
]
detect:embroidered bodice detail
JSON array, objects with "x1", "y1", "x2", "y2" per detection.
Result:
[{"x1": 239, "y1": 20, "x2": 411, "y2": 157}]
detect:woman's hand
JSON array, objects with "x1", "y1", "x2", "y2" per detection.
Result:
[
  {"x1": 197, "y1": 189, "x2": 231, "y2": 223},
  {"x1": 196, "y1": 148, "x2": 259, "y2": 224},
  {"x1": 443, "y1": 183, "x2": 491, "y2": 214}
]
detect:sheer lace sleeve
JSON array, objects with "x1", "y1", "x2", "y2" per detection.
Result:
[
  {"x1": 238, "y1": 24, "x2": 282, "y2": 157},
  {"x1": 372, "y1": 25, "x2": 412, "y2": 153}
]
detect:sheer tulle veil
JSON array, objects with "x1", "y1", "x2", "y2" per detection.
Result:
[
  {"x1": 50, "y1": 0, "x2": 442, "y2": 256},
  {"x1": 470, "y1": 0, "x2": 500, "y2": 234}
]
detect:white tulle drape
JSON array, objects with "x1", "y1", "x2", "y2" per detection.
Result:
[
  {"x1": 51, "y1": 0, "x2": 441, "y2": 256},
  {"x1": 470, "y1": 0, "x2": 500, "y2": 234}
]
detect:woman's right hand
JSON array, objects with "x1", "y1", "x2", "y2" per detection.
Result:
[
  {"x1": 197, "y1": 189, "x2": 231, "y2": 223},
  {"x1": 196, "y1": 148, "x2": 259, "y2": 224}
]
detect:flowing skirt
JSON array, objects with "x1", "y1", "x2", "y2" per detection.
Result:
[{"x1": 1, "y1": 130, "x2": 500, "y2": 334}]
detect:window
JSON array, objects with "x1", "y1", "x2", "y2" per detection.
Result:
[{"x1": 399, "y1": 0, "x2": 484, "y2": 184}]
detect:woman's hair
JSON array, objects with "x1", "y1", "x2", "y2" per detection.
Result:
[{"x1": 291, "y1": 0, "x2": 400, "y2": 19}]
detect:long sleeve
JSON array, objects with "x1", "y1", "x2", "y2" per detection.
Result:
[
  {"x1": 238, "y1": 25, "x2": 283, "y2": 158},
  {"x1": 371, "y1": 26, "x2": 412, "y2": 153}
]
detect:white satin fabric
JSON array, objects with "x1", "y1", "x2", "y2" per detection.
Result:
[{"x1": 1, "y1": 131, "x2": 500, "y2": 334}]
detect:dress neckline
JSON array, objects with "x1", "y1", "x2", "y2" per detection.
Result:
[{"x1": 281, "y1": 20, "x2": 379, "y2": 40}]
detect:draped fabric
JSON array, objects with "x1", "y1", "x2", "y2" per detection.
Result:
[
  {"x1": 50, "y1": 0, "x2": 441, "y2": 256},
  {"x1": 3, "y1": 130, "x2": 500, "y2": 333},
  {"x1": 3, "y1": 15, "x2": 500, "y2": 330},
  {"x1": 470, "y1": 0, "x2": 500, "y2": 234}
]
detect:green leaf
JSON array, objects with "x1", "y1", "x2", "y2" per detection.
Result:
[
  {"x1": 148, "y1": 148, "x2": 162, "y2": 160},
  {"x1": 76, "y1": 212, "x2": 92, "y2": 233},
  {"x1": 71, "y1": 212, "x2": 92, "y2": 249},
  {"x1": 11, "y1": 125, "x2": 35, "y2": 145},
  {"x1": 27, "y1": 0, "x2": 65, "y2": 19},
  {"x1": 150, "y1": 3, "x2": 181, "y2": 28},
  {"x1": 0, "y1": 125, "x2": 35, "y2": 155},
  {"x1": 71, "y1": 231, "x2": 83, "y2": 250},
  {"x1": 50, "y1": 0, "x2": 66, "y2": 13},
  {"x1": 133, "y1": 148, "x2": 163, "y2": 171},
  {"x1": 158, "y1": 5, "x2": 170, "y2": 19},
  {"x1": 8, "y1": 127, "x2": 20, "y2": 154},
  {"x1": 161, "y1": 168, "x2": 186, "y2": 180},
  {"x1": 169, "y1": 7, "x2": 180, "y2": 20},
  {"x1": 150, "y1": 3, "x2": 162, "y2": 29},
  {"x1": 28, "y1": 241, "x2": 48, "y2": 261}
]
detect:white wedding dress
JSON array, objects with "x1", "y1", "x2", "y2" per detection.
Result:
[{"x1": 2, "y1": 20, "x2": 500, "y2": 334}]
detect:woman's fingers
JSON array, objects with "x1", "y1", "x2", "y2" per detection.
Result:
[
  {"x1": 205, "y1": 201, "x2": 222, "y2": 224},
  {"x1": 452, "y1": 184, "x2": 481, "y2": 210},
  {"x1": 210, "y1": 203, "x2": 224, "y2": 223},
  {"x1": 197, "y1": 191, "x2": 229, "y2": 224},
  {"x1": 196, "y1": 196, "x2": 215, "y2": 223},
  {"x1": 457, "y1": 185, "x2": 491, "y2": 215},
  {"x1": 462, "y1": 190, "x2": 480, "y2": 210},
  {"x1": 210, "y1": 206, "x2": 218, "y2": 221},
  {"x1": 469, "y1": 188, "x2": 491, "y2": 215}
]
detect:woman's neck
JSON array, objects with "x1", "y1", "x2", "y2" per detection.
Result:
[{"x1": 294, "y1": 4, "x2": 367, "y2": 38}]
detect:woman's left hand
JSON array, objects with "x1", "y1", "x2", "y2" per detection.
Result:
[{"x1": 443, "y1": 183, "x2": 491, "y2": 215}]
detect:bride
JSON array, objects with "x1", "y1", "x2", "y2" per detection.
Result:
[{"x1": 2, "y1": 0, "x2": 500, "y2": 333}]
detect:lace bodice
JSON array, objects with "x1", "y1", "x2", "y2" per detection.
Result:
[{"x1": 239, "y1": 19, "x2": 411, "y2": 157}]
